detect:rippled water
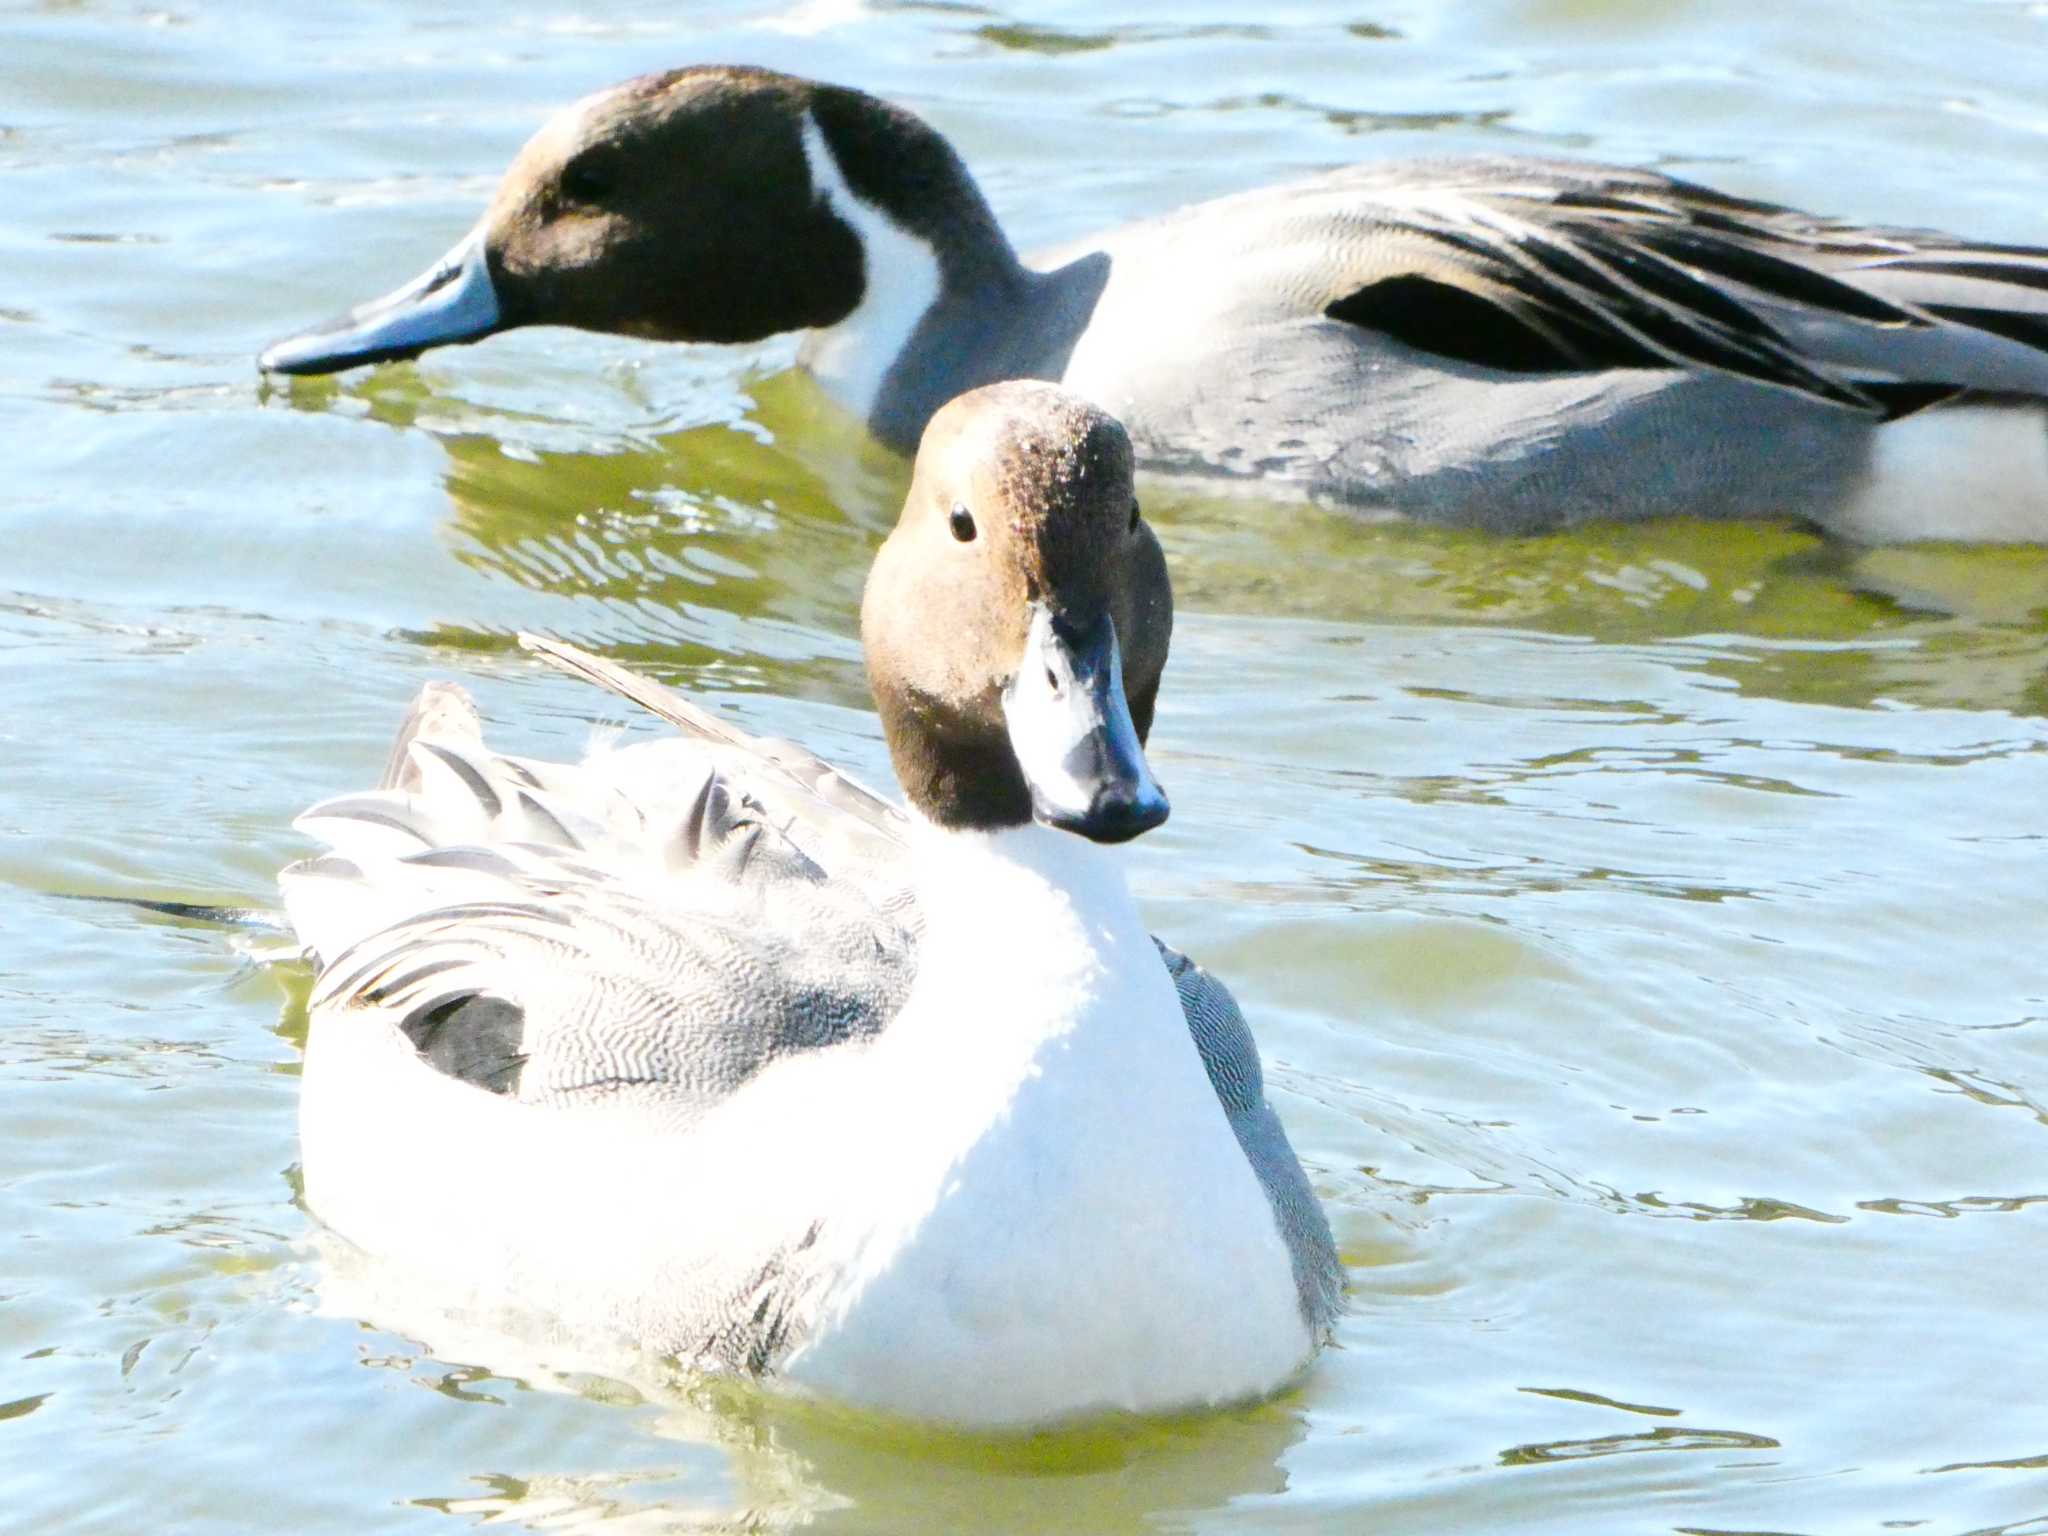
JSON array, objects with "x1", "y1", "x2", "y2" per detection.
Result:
[{"x1": 6, "y1": 2, "x2": 2048, "y2": 1532}]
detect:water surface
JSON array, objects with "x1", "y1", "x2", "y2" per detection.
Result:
[{"x1": 5, "y1": 2, "x2": 2047, "y2": 1532}]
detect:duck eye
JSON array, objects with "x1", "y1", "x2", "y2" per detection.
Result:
[
  {"x1": 1128, "y1": 499, "x2": 1141, "y2": 534},
  {"x1": 560, "y1": 152, "x2": 617, "y2": 205},
  {"x1": 949, "y1": 503, "x2": 976, "y2": 543}
]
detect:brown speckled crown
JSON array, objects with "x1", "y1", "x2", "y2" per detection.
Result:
[{"x1": 861, "y1": 382, "x2": 1173, "y2": 832}]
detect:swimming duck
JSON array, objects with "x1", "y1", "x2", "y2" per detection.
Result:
[
  {"x1": 284, "y1": 381, "x2": 1341, "y2": 1427},
  {"x1": 261, "y1": 65, "x2": 2048, "y2": 541}
]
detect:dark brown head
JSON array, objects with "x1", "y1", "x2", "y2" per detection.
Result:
[
  {"x1": 259, "y1": 66, "x2": 1008, "y2": 375},
  {"x1": 862, "y1": 382, "x2": 1173, "y2": 843}
]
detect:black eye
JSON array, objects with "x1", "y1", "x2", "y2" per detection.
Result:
[
  {"x1": 1128, "y1": 499, "x2": 1141, "y2": 534},
  {"x1": 949, "y1": 503, "x2": 976, "y2": 542},
  {"x1": 560, "y1": 152, "x2": 617, "y2": 205}
]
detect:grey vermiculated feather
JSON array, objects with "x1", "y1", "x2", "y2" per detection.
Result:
[
  {"x1": 1156, "y1": 941, "x2": 1344, "y2": 1332},
  {"x1": 290, "y1": 642, "x2": 1342, "y2": 1361},
  {"x1": 1040, "y1": 156, "x2": 2048, "y2": 405},
  {"x1": 1018, "y1": 156, "x2": 2048, "y2": 531}
]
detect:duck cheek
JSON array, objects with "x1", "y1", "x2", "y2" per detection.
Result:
[{"x1": 1000, "y1": 604, "x2": 1169, "y2": 846}]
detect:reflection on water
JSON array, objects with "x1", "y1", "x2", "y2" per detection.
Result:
[
  {"x1": 434, "y1": 390, "x2": 885, "y2": 664},
  {"x1": 286, "y1": 362, "x2": 2048, "y2": 721},
  {"x1": 10, "y1": 0, "x2": 2048, "y2": 1532},
  {"x1": 315, "y1": 1229, "x2": 1316, "y2": 1536},
  {"x1": 1498, "y1": 1423, "x2": 1779, "y2": 1467}
]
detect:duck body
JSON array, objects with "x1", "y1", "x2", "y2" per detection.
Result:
[
  {"x1": 284, "y1": 385, "x2": 1339, "y2": 1427},
  {"x1": 841, "y1": 155, "x2": 2048, "y2": 537},
  {"x1": 296, "y1": 794, "x2": 1311, "y2": 1422},
  {"x1": 264, "y1": 69, "x2": 2048, "y2": 540}
]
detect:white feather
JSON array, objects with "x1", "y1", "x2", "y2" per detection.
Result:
[
  {"x1": 1837, "y1": 403, "x2": 2048, "y2": 543},
  {"x1": 796, "y1": 111, "x2": 943, "y2": 422},
  {"x1": 774, "y1": 819, "x2": 1309, "y2": 1423},
  {"x1": 296, "y1": 817, "x2": 1310, "y2": 1425}
]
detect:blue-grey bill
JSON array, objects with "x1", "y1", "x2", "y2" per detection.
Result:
[
  {"x1": 258, "y1": 227, "x2": 502, "y2": 375},
  {"x1": 1002, "y1": 604, "x2": 1168, "y2": 844}
]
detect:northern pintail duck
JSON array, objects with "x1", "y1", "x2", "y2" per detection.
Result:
[
  {"x1": 284, "y1": 382, "x2": 1341, "y2": 1426},
  {"x1": 262, "y1": 66, "x2": 2048, "y2": 541}
]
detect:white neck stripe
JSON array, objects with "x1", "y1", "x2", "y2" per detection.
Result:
[{"x1": 797, "y1": 111, "x2": 944, "y2": 422}]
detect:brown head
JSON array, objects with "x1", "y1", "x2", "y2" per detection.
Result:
[
  {"x1": 259, "y1": 65, "x2": 1011, "y2": 374},
  {"x1": 862, "y1": 382, "x2": 1173, "y2": 842}
]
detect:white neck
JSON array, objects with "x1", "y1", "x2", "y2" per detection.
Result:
[
  {"x1": 796, "y1": 112, "x2": 943, "y2": 422},
  {"x1": 908, "y1": 817, "x2": 1149, "y2": 1009}
]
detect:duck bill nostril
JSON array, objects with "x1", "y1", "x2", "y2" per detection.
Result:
[
  {"x1": 1001, "y1": 603, "x2": 1168, "y2": 844},
  {"x1": 258, "y1": 224, "x2": 506, "y2": 376}
]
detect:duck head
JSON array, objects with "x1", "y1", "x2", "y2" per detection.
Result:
[
  {"x1": 863, "y1": 382, "x2": 1172, "y2": 845},
  {"x1": 259, "y1": 65, "x2": 1003, "y2": 377}
]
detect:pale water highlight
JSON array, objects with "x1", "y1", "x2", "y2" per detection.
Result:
[{"x1": 4, "y1": 3, "x2": 2047, "y2": 1533}]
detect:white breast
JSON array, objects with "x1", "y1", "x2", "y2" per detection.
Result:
[
  {"x1": 777, "y1": 822, "x2": 1310, "y2": 1425},
  {"x1": 796, "y1": 112, "x2": 942, "y2": 423}
]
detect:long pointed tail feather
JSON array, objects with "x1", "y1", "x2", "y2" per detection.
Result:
[{"x1": 53, "y1": 890, "x2": 292, "y2": 933}]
